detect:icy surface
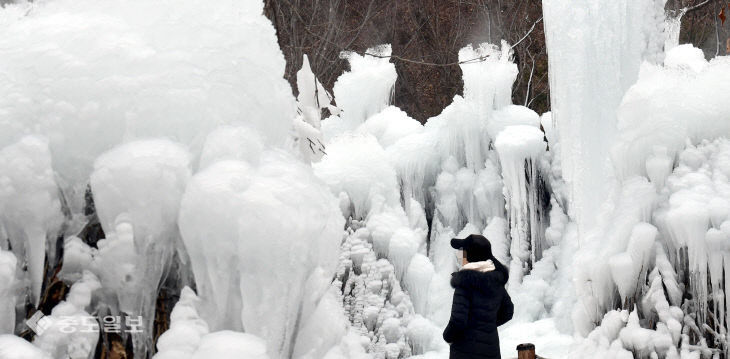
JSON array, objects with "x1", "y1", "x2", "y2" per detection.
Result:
[
  {"x1": 3, "y1": 0, "x2": 729, "y2": 357},
  {"x1": 495, "y1": 126, "x2": 547, "y2": 286}
]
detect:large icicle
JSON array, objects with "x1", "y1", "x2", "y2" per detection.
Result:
[
  {"x1": 0, "y1": 136, "x2": 63, "y2": 307},
  {"x1": 494, "y1": 125, "x2": 547, "y2": 286},
  {"x1": 89, "y1": 139, "x2": 191, "y2": 358}
]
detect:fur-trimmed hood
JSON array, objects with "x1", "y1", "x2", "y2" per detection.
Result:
[{"x1": 450, "y1": 259, "x2": 509, "y2": 292}]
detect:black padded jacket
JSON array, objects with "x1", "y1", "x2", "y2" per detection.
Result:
[{"x1": 442, "y1": 260, "x2": 513, "y2": 359}]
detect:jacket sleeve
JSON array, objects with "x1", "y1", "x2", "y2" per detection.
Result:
[
  {"x1": 443, "y1": 286, "x2": 470, "y2": 343},
  {"x1": 496, "y1": 289, "x2": 514, "y2": 326}
]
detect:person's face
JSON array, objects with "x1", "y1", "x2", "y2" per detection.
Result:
[{"x1": 456, "y1": 249, "x2": 468, "y2": 265}]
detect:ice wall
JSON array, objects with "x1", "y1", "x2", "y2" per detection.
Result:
[
  {"x1": 0, "y1": 0, "x2": 304, "y2": 355},
  {"x1": 316, "y1": 40, "x2": 563, "y2": 359},
  {"x1": 541, "y1": 0, "x2": 667, "y2": 235},
  {"x1": 569, "y1": 43, "x2": 730, "y2": 356}
]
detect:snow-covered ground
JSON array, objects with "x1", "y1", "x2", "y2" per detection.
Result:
[{"x1": 0, "y1": 0, "x2": 729, "y2": 358}]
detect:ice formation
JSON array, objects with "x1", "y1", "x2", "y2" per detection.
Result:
[
  {"x1": 564, "y1": 33, "x2": 730, "y2": 359},
  {"x1": 494, "y1": 125, "x2": 547, "y2": 286},
  {"x1": 315, "y1": 37, "x2": 561, "y2": 359},
  {"x1": 0, "y1": 135, "x2": 63, "y2": 307},
  {"x1": 179, "y1": 149, "x2": 344, "y2": 358},
  {"x1": 0, "y1": 0, "x2": 296, "y2": 210},
  {"x1": 88, "y1": 139, "x2": 191, "y2": 356},
  {"x1": 0, "y1": 247, "x2": 16, "y2": 334},
  {"x1": 293, "y1": 54, "x2": 335, "y2": 163},
  {"x1": 333, "y1": 45, "x2": 397, "y2": 131},
  {"x1": 33, "y1": 271, "x2": 100, "y2": 359},
  {"x1": 154, "y1": 287, "x2": 270, "y2": 359},
  {"x1": 0, "y1": 0, "x2": 728, "y2": 357},
  {"x1": 542, "y1": 0, "x2": 668, "y2": 234}
]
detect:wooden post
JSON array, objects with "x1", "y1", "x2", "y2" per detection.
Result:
[{"x1": 516, "y1": 343, "x2": 536, "y2": 359}]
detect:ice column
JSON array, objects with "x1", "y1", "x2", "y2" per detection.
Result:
[
  {"x1": 0, "y1": 136, "x2": 63, "y2": 307},
  {"x1": 90, "y1": 139, "x2": 191, "y2": 358},
  {"x1": 541, "y1": 0, "x2": 667, "y2": 235},
  {"x1": 494, "y1": 125, "x2": 547, "y2": 285}
]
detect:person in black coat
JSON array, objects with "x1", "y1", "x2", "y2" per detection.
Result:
[{"x1": 443, "y1": 234, "x2": 514, "y2": 359}]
